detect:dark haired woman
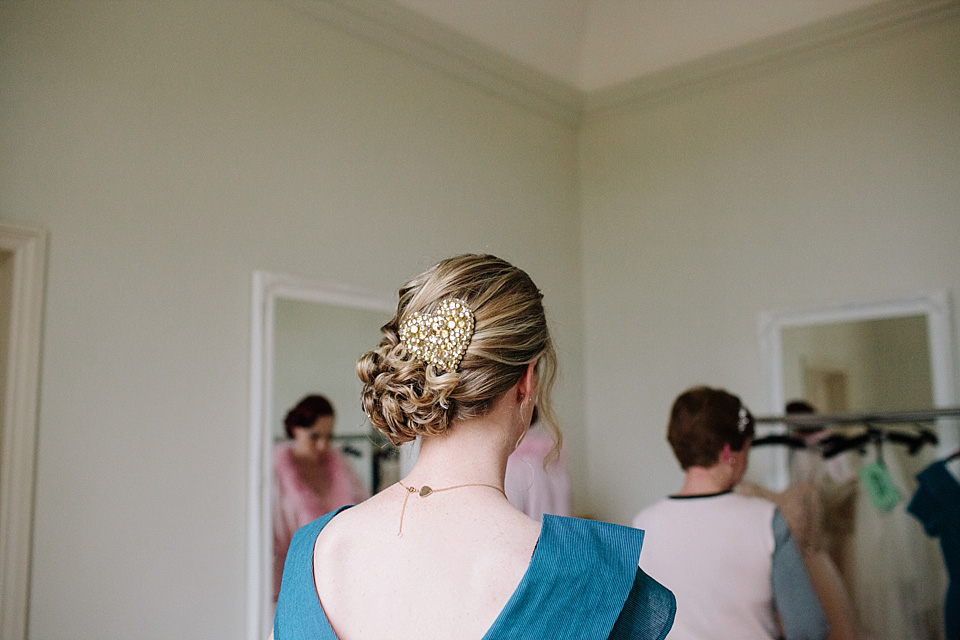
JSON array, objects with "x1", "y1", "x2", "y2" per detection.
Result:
[
  {"x1": 632, "y1": 386, "x2": 828, "y2": 640},
  {"x1": 272, "y1": 394, "x2": 368, "y2": 601}
]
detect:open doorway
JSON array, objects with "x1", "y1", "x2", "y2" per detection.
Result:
[
  {"x1": 0, "y1": 222, "x2": 47, "y2": 640},
  {"x1": 1, "y1": 249, "x2": 13, "y2": 434}
]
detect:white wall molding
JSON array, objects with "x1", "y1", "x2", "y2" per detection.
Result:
[
  {"x1": 0, "y1": 222, "x2": 47, "y2": 640},
  {"x1": 284, "y1": 0, "x2": 958, "y2": 126},
  {"x1": 284, "y1": 0, "x2": 584, "y2": 127},
  {"x1": 586, "y1": 0, "x2": 960, "y2": 117}
]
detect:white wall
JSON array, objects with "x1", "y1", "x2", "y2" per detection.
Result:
[
  {"x1": 0, "y1": 2, "x2": 582, "y2": 637},
  {"x1": 579, "y1": 14, "x2": 960, "y2": 524}
]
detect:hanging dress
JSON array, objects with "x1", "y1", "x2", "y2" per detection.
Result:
[
  {"x1": 846, "y1": 445, "x2": 947, "y2": 640},
  {"x1": 908, "y1": 458, "x2": 960, "y2": 640}
]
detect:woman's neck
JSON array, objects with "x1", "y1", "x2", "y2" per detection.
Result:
[
  {"x1": 676, "y1": 465, "x2": 736, "y2": 496},
  {"x1": 405, "y1": 413, "x2": 515, "y2": 489}
]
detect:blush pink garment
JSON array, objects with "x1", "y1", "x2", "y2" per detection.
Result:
[
  {"x1": 272, "y1": 443, "x2": 370, "y2": 600},
  {"x1": 505, "y1": 428, "x2": 571, "y2": 520}
]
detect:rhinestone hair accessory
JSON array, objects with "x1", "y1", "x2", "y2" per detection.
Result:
[
  {"x1": 737, "y1": 405, "x2": 751, "y2": 433},
  {"x1": 399, "y1": 298, "x2": 475, "y2": 372}
]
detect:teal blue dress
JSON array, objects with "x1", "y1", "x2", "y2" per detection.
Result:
[{"x1": 275, "y1": 506, "x2": 675, "y2": 639}]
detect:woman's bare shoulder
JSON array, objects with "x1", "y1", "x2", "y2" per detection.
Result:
[{"x1": 313, "y1": 492, "x2": 541, "y2": 639}]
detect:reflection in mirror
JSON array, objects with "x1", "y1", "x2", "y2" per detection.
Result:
[
  {"x1": 760, "y1": 292, "x2": 958, "y2": 458},
  {"x1": 780, "y1": 315, "x2": 932, "y2": 414},
  {"x1": 758, "y1": 292, "x2": 957, "y2": 640},
  {"x1": 247, "y1": 273, "x2": 395, "y2": 640},
  {"x1": 271, "y1": 299, "x2": 397, "y2": 607},
  {"x1": 273, "y1": 298, "x2": 392, "y2": 492}
]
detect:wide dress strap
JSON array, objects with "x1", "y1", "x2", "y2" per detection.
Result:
[
  {"x1": 483, "y1": 515, "x2": 675, "y2": 639},
  {"x1": 274, "y1": 507, "x2": 349, "y2": 640}
]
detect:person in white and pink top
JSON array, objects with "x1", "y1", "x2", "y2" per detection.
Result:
[{"x1": 632, "y1": 386, "x2": 828, "y2": 640}]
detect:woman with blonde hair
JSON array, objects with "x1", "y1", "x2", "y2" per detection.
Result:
[{"x1": 273, "y1": 254, "x2": 675, "y2": 639}]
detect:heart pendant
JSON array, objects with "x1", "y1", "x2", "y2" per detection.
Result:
[{"x1": 419, "y1": 486, "x2": 434, "y2": 497}]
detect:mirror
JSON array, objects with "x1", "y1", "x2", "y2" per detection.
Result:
[
  {"x1": 758, "y1": 291, "x2": 958, "y2": 638},
  {"x1": 272, "y1": 298, "x2": 391, "y2": 492},
  {"x1": 760, "y1": 291, "x2": 957, "y2": 459},
  {"x1": 246, "y1": 272, "x2": 395, "y2": 640},
  {"x1": 781, "y1": 314, "x2": 932, "y2": 415}
]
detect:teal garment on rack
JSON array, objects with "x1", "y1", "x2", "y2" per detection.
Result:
[
  {"x1": 908, "y1": 460, "x2": 960, "y2": 640},
  {"x1": 275, "y1": 506, "x2": 675, "y2": 639}
]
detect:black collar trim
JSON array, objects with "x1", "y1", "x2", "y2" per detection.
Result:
[{"x1": 668, "y1": 490, "x2": 733, "y2": 500}]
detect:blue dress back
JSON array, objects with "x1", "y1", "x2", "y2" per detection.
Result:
[{"x1": 275, "y1": 506, "x2": 675, "y2": 639}]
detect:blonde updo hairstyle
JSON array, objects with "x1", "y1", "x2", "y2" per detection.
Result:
[{"x1": 357, "y1": 254, "x2": 559, "y2": 452}]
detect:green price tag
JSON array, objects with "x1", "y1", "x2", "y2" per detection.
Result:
[{"x1": 860, "y1": 461, "x2": 901, "y2": 512}]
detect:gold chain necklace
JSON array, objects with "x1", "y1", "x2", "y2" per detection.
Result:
[{"x1": 396, "y1": 481, "x2": 506, "y2": 537}]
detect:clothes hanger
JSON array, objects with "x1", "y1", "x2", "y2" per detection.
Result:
[
  {"x1": 819, "y1": 430, "x2": 872, "y2": 459},
  {"x1": 885, "y1": 427, "x2": 938, "y2": 455},
  {"x1": 942, "y1": 450, "x2": 960, "y2": 484},
  {"x1": 751, "y1": 424, "x2": 939, "y2": 460},
  {"x1": 340, "y1": 444, "x2": 363, "y2": 457}
]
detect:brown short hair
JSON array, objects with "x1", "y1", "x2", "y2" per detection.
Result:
[{"x1": 667, "y1": 386, "x2": 754, "y2": 469}]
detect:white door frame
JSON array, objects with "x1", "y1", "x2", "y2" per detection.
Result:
[{"x1": 0, "y1": 222, "x2": 47, "y2": 640}]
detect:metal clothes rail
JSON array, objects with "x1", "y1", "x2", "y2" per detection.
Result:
[{"x1": 753, "y1": 406, "x2": 960, "y2": 429}]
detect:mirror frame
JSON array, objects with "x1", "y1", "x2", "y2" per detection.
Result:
[
  {"x1": 758, "y1": 290, "x2": 958, "y2": 488},
  {"x1": 246, "y1": 271, "x2": 394, "y2": 640}
]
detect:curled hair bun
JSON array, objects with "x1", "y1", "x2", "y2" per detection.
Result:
[
  {"x1": 357, "y1": 327, "x2": 461, "y2": 445},
  {"x1": 357, "y1": 254, "x2": 560, "y2": 450}
]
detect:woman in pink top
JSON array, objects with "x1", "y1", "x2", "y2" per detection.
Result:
[{"x1": 272, "y1": 394, "x2": 369, "y2": 600}]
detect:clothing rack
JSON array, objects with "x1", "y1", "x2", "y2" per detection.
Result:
[
  {"x1": 753, "y1": 406, "x2": 960, "y2": 429},
  {"x1": 751, "y1": 407, "x2": 960, "y2": 459}
]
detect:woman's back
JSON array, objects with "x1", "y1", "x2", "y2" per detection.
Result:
[
  {"x1": 275, "y1": 500, "x2": 676, "y2": 640},
  {"x1": 314, "y1": 485, "x2": 540, "y2": 640}
]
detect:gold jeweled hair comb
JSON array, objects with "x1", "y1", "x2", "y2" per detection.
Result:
[{"x1": 398, "y1": 298, "x2": 475, "y2": 372}]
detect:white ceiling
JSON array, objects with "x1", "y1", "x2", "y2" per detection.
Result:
[{"x1": 388, "y1": 0, "x2": 887, "y2": 92}]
